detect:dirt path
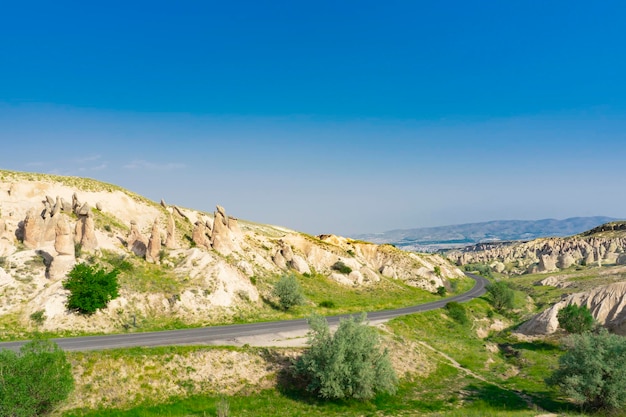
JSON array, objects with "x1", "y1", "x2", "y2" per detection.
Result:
[{"x1": 416, "y1": 341, "x2": 553, "y2": 415}]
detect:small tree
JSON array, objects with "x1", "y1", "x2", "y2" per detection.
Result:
[
  {"x1": 0, "y1": 338, "x2": 74, "y2": 416},
  {"x1": 557, "y1": 304, "x2": 595, "y2": 334},
  {"x1": 486, "y1": 281, "x2": 515, "y2": 312},
  {"x1": 63, "y1": 263, "x2": 119, "y2": 314},
  {"x1": 293, "y1": 313, "x2": 398, "y2": 400},
  {"x1": 546, "y1": 329, "x2": 626, "y2": 412},
  {"x1": 273, "y1": 274, "x2": 305, "y2": 311}
]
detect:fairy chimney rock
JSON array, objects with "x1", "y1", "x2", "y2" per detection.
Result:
[
  {"x1": 165, "y1": 213, "x2": 178, "y2": 249},
  {"x1": 192, "y1": 220, "x2": 210, "y2": 249},
  {"x1": 54, "y1": 215, "x2": 75, "y2": 256},
  {"x1": 146, "y1": 220, "x2": 162, "y2": 263},
  {"x1": 23, "y1": 207, "x2": 45, "y2": 249},
  {"x1": 79, "y1": 210, "x2": 98, "y2": 251},
  {"x1": 210, "y1": 205, "x2": 239, "y2": 256},
  {"x1": 127, "y1": 220, "x2": 148, "y2": 257}
]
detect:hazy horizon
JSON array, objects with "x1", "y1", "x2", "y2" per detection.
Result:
[{"x1": 2, "y1": 2, "x2": 625, "y2": 236}]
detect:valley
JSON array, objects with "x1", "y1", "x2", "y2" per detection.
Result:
[{"x1": 1, "y1": 170, "x2": 626, "y2": 416}]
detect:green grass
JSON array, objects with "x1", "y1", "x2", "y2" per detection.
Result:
[
  {"x1": 61, "y1": 376, "x2": 551, "y2": 417},
  {"x1": 239, "y1": 273, "x2": 476, "y2": 324},
  {"x1": 58, "y1": 291, "x2": 595, "y2": 417}
]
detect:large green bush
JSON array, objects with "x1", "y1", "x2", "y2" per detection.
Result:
[
  {"x1": 63, "y1": 263, "x2": 120, "y2": 314},
  {"x1": 486, "y1": 281, "x2": 514, "y2": 312},
  {"x1": 557, "y1": 303, "x2": 595, "y2": 334},
  {"x1": 0, "y1": 338, "x2": 74, "y2": 416},
  {"x1": 293, "y1": 313, "x2": 398, "y2": 400},
  {"x1": 546, "y1": 329, "x2": 626, "y2": 412},
  {"x1": 273, "y1": 274, "x2": 305, "y2": 311}
]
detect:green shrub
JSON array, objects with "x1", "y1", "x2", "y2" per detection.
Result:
[
  {"x1": 546, "y1": 329, "x2": 626, "y2": 412},
  {"x1": 63, "y1": 263, "x2": 120, "y2": 314},
  {"x1": 436, "y1": 286, "x2": 447, "y2": 296},
  {"x1": 331, "y1": 261, "x2": 352, "y2": 274},
  {"x1": 486, "y1": 281, "x2": 514, "y2": 312},
  {"x1": 29, "y1": 310, "x2": 46, "y2": 326},
  {"x1": 0, "y1": 338, "x2": 74, "y2": 416},
  {"x1": 319, "y1": 300, "x2": 336, "y2": 308},
  {"x1": 273, "y1": 274, "x2": 305, "y2": 311},
  {"x1": 433, "y1": 265, "x2": 441, "y2": 277},
  {"x1": 464, "y1": 263, "x2": 493, "y2": 278},
  {"x1": 293, "y1": 313, "x2": 398, "y2": 400},
  {"x1": 557, "y1": 304, "x2": 595, "y2": 334},
  {"x1": 445, "y1": 301, "x2": 469, "y2": 325}
]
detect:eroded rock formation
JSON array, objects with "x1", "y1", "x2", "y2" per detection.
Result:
[
  {"x1": 448, "y1": 234, "x2": 626, "y2": 275},
  {"x1": 192, "y1": 220, "x2": 210, "y2": 249},
  {"x1": 75, "y1": 204, "x2": 98, "y2": 252},
  {"x1": 165, "y1": 213, "x2": 177, "y2": 249},
  {"x1": 146, "y1": 220, "x2": 162, "y2": 263},
  {"x1": 517, "y1": 282, "x2": 626, "y2": 335},
  {"x1": 210, "y1": 205, "x2": 242, "y2": 256},
  {"x1": 127, "y1": 220, "x2": 148, "y2": 257}
]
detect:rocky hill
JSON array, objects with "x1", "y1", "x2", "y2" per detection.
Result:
[
  {"x1": 446, "y1": 221, "x2": 626, "y2": 275},
  {"x1": 0, "y1": 170, "x2": 464, "y2": 336}
]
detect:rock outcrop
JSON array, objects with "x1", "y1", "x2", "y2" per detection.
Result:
[
  {"x1": 75, "y1": 204, "x2": 98, "y2": 251},
  {"x1": 517, "y1": 282, "x2": 626, "y2": 335},
  {"x1": 192, "y1": 220, "x2": 210, "y2": 249},
  {"x1": 165, "y1": 213, "x2": 177, "y2": 249},
  {"x1": 272, "y1": 240, "x2": 311, "y2": 275},
  {"x1": 49, "y1": 214, "x2": 76, "y2": 280},
  {"x1": 210, "y1": 205, "x2": 242, "y2": 256},
  {"x1": 127, "y1": 220, "x2": 148, "y2": 257},
  {"x1": 448, "y1": 231, "x2": 626, "y2": 275},
  {"x1": 54, "y1": 215, "x2": 75, "y2": 256},
  {"x1": 22, "y1": 207, "x2": 46, "y2": 249},
  {"x1": 146, "y1": 220, "x2": 162, "y2": 263}
]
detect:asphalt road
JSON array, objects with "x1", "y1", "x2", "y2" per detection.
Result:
[{"x1": 0, "y1": 272, "x2": 488, "y2": 352}]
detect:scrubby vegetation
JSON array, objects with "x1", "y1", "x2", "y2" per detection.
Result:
[
  {"x1": 0, "y1": 338, "x2": 74, "y2": 417},
  {"x1": 486, "y1": 281, "x2": 515, "y2": 312},
  {"x1": 330, "y1": 261, "x2": 352, "y2": 274},
  {"x1": 273, "y1": 274, "x2": 305, "y2": 310},
  {"x1": 293, "y1": 313, "x2": 397, "y2": 400},
  {"x1": 557, "y1": 304, "x2": 595, "y2": 334},
  {"x1": 547, "y1": 329, "x2": 626, "y2": 412}
]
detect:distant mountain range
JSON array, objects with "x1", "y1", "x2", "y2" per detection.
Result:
[{"x1": 352, "y1": 216, "x2": 620, "y2": 252}]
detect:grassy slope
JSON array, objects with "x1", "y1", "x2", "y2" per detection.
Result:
[{"x1": 60, "y1": 263, "x2": 626, "y2": 416}]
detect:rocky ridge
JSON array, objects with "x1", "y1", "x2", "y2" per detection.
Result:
[
  {"x1": 446, "y1": 222, "x2": 626, "y2": 275},
  {"x1": 0, "y1": 170, "x2": 464, "y2": 335}
]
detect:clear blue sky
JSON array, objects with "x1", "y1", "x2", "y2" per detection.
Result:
[{"x1": 1, "y1": 1, "x2": 625, "y2": 235}]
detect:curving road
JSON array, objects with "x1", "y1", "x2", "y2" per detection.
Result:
[{"x1": 0, "y1": 273, "x2": 488, "y2": 352}]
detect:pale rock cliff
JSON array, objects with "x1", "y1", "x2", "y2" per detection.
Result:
[
  {"x1": 448, "y1": 228, "x2": 626, "y2": 275},
  {"x1": 517, "y1": 281, "x2": 626, "y2": 335}
]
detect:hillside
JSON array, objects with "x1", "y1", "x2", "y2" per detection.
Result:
[
  {"x1": 446, "y1": 220, "x2": 626, "y2": 275},
  {"x1": 353, "y1": 216, "x2": 618, "y2": 252},
  {"x1": 0, "y1": 169, "x2": 465, "y2": 337}
]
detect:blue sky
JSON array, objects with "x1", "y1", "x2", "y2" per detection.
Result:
[{"x1": 1, "y1": 1, "x2": 625, "y2": 235}]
